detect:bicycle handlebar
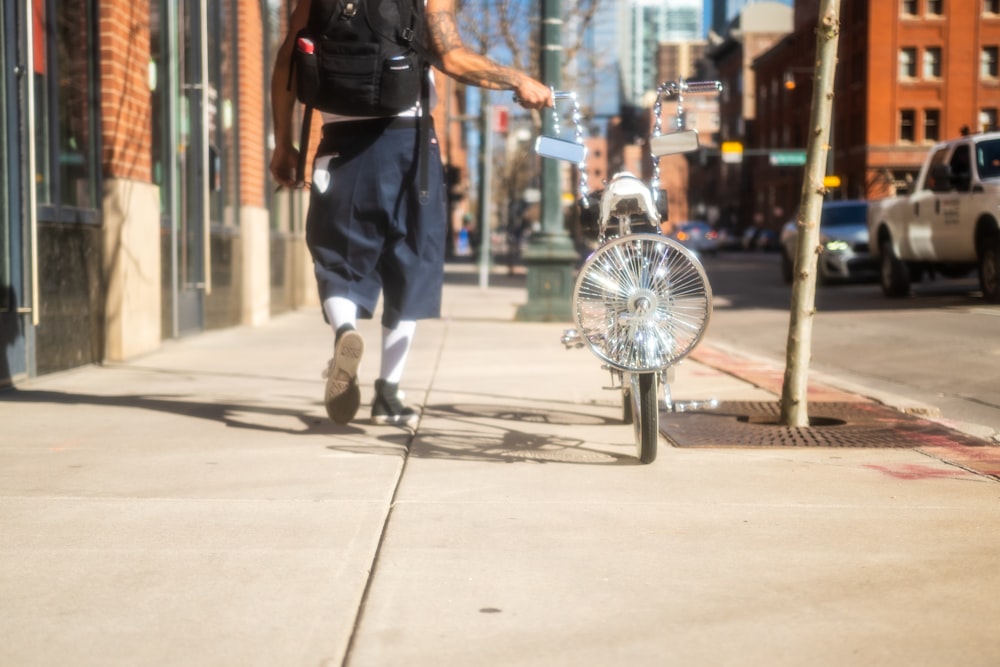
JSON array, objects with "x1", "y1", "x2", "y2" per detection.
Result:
[
  {"x1": 546, "y1": 80, "x2": 722, "y2": 104},
  {"x1": 659, "y1": 80, "x2": 723, "y2": 96},
  {"x1": 529, "y1": 81, "x2": 721, "y2": 106}
]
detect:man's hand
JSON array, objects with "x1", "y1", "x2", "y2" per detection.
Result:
[
  {"x1": 270, "y1": 144, "x2": 301, "y2": 189},
  {"x1": 513, "y1": 78, "x2": 554, "y2": 110}
]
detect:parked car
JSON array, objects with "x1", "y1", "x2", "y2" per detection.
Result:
[
  {"x1": 780, "y1": 200, "x2": 878, "y2": 284},
  {"x1": 868, "y1": 131, "x2": 1000, "y2": 301},
  {"x1": 669, "y1": 221, "x2": 720, "y2": 255}
]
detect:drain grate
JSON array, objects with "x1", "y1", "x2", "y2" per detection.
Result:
[{"x1": 661, "y1": 401, "x2": 992, "y2": 449}]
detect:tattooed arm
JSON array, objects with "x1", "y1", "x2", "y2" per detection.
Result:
[
  {"x1": 269, "y1": 0, "x2": 312, "y2": 187},
  {"x1": 424, "y1": 0, "x2": 552, "y2": 109}
]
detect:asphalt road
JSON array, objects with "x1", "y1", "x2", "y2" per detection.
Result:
[{"x1": 698, "y1": 250, "x2": 1000, "y2": 441}]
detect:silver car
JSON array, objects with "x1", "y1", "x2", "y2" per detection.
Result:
[{"x1": 780, "y1": 200, "x2": 878, "y2": 284}]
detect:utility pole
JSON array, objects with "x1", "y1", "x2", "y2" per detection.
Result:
[
  {"x1": 516, "y1": 0, "x2": 577, "y2": 321},
  {"x1": 477, "y1": 5, "x2": 493, "y2": 289},
  {"x1": 477, "y1": 98, "x2": 494, "y2": 288}
]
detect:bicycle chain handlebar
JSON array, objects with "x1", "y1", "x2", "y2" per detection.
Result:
[
  {"x1": 532, "y1": 79, "x2": 723, "y2": 206},
  {"x1": 650, "y1": 80, "x2": 723, "y2": 200},
  {"x1": 659, "y1": 80, "x2": 724, "y2": 96}
]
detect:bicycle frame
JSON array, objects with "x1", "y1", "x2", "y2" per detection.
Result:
[{"x1": 536, "y1": 81, "x2": 721, "y2": 463}]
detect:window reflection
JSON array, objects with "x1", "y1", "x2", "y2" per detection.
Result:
[{"x1": 33, "y1": 0, "x2": 97, "y2": 212}]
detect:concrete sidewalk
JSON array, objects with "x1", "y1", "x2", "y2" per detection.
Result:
[{"x1": 2, "y1": 263, "x2": 999, "y2": 666}]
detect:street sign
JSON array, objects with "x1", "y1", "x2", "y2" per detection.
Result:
[
  {"x1": 769, "y1": 150, "x2": 807, "y2": 166},
  {"x1": 493, "y1": 106, "x2": 509, "y2": 133},
  {"x1": 721, "y1": 141, "x2": 743, "y2": 164}
]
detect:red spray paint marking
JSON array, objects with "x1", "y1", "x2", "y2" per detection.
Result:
[{"x1": 863, "y1": 464, "x2": 974, "y2": 481}]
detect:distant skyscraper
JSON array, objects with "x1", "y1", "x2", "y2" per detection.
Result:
[
  {"x1": 619, "y1": 0, "x2": 703, "y2": 107},
  {"x1": 580, "y1": 1, "x2": 621, "y2": 118},
  {"x1": 710, "y1": 0, "x2": 792, "y2": 36}
]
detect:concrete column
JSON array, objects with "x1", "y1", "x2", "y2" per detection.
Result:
[
  {"x1": 240, "y1": 206, "x2": 271, "y2": 325},
  {"x1": 102, "y1": 179, "x2": 162, "y2": 361}
]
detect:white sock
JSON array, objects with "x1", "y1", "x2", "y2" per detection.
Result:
[
  {"x1": 380, "y1": 320, "x2": 416, "y2": 384},
  {"x1": 322, "y1": 296, "x2": 358, "y2": 345}
]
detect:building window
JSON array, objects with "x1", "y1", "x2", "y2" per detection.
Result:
[
  {"x1": 927, "y1": 0, "x2": 943, "y2": 15},
  {"x1": 902, "y1": 0, "x2": 918, "y2": 16},
  {"x1": 982, "y1": 108, "x2": 998, "y2": 132},
  {"x1": 923, "y1": 47, "x2": 942, "y2": 78},
  {"x1": 924, "y1": 109, "x2": 940, "y2": 142},
  {"x1": 900, "y1": 109, "x2": 916, "y2": 142},
  {"x1": 32, "y1": 0, "x2": 99, "y2": 215},
  {"x1": 983, "y1": 46, "x2": 999, "y2": 79},
  {"x1": 900, "y1": 47, "x2": 918, "y2": 79}
]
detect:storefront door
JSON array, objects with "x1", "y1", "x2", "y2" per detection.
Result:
[
  {"x1": 153, "y1": 0, "x2": 212, "y2": 337},
  {"x1": 1, "y1": 1, "x2": 34, "y2": 385}
]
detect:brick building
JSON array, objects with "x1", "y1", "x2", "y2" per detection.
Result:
[
  {"x1": 705, "y1": 1, "x2": 794, "y2": 232},
  {"x1": 1, "y1": 0, "x2": 468, "y2": 386},
  {"x1": 751, "y1": 0, "x2": 1000, "y2": 229}
]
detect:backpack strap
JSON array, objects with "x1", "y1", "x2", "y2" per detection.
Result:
[
  {"x1": 296, "y1": 103, "x2": 313, "y2": 189},
  {"x1": 417, "y1": 64, "x2": 431, "y2": 205}
]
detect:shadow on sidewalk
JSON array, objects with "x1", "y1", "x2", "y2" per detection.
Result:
[
  {"x1": 3, "y1": 389, "x2": 358, "y2": 437},
  {"x1": 326, "y1": 402, "x2": 639, "y2": 466}
]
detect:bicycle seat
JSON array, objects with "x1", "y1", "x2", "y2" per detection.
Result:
[{"x1": 599, "y1": 173, "x2": 661, "y2": 238}]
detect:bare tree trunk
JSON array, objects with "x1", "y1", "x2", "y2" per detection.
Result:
[{"x1": 780, "y1": 0, "x2": 842, "y2": 427}]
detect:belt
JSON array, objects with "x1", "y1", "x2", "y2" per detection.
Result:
[{"x1": 321, "y1": 116, "x2": 420, "y2": 139}]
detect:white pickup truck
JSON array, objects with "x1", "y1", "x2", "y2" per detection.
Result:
[{"x1": 867, "y1": 131, "x2": 1000, "y2": 302}]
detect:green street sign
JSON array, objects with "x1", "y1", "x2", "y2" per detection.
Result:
[{"x1": 770, "y1": 150, "x2": 807, "y2": 166}]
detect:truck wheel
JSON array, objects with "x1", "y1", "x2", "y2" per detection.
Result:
[
  {"x1": 879, "y1": 237, "x2": 910, "y2": 298},
  {"x1": 980, "y1": 234, "x2": 1000, "y2": 303}
]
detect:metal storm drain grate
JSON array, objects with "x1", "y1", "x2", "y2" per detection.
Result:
[{"x1": 661, "y1": 401, "x2": 992, "y2": 449}]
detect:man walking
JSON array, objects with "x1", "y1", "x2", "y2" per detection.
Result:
[{"x1": 271, "y1": 0, "x2": 552, "y2": 426}]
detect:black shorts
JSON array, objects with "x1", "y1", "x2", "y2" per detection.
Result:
[{"x1": 305, "y1": 118, "x2": 447, "y2": 328}]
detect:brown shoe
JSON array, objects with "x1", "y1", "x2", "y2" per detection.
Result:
[{"x1": 323, "y1": 327, "x2": 364, "y2": 424}]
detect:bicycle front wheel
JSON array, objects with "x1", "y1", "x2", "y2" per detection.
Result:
[
  {"x1": 629, "y1": 372, "x2": 659, "y2": 463},
  {"x1": 574, "y1": 234, "x2": 712, "y2": 372}
]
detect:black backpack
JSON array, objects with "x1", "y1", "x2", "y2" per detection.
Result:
[
  {"x1": 288, "y1": 0, "x2": 433, "y2": 200},
  {"x1": 292, "y1": 0, "x2": 426, "y2": 117}
]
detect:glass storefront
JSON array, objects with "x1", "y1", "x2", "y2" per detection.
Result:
[
  {"x1": 1, "y1": 5, "x2": 10, "y2": 313},
  {"x1": 33, "y1": 0, "x2": 99, "y2": 218},
  {"x1": 32, "y1": 0, "x2": 103, "y2": 374},
  {"x1": 152, "y1": 0, "x2": 242, "y2": 337}
]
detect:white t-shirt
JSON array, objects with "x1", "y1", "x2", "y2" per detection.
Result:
[{"x1": 320, "y1": 69, "x2": 437, "y2": 123}]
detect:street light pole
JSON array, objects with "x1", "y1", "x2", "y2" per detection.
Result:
[{"x1": 516, "y1": 0, "x2": 577, "y2": 321}]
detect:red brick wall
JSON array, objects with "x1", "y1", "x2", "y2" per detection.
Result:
[
  {"x1": 98, "y1": 0, "x2": 152, "y2": 183},
  {"x1": 239, "y1": 0, "x2": 266, "y2": 208}
]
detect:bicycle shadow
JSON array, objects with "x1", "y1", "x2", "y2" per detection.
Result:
[
  {"x1": 329, "y1": 402, "x2": 639, "y2": 466},
  {"x1": 8, "y1": 384, "x2": 637, "y2": 465}
]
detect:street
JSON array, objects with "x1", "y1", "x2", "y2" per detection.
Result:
[{"x1": 700, "y1": 250, "x2": 1000, "y2": 441}]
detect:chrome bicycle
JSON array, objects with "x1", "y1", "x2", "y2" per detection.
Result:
[{"x1": 535, "y1": 80, "x2": 722, "y2": 463}]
